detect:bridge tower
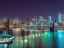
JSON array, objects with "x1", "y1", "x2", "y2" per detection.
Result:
[
  {"x1": 3, "y1": 17, "x2": 9, "y2": 34},
  {"x1": 50, "y1": 22, "x2": 55, "y2": 32}
]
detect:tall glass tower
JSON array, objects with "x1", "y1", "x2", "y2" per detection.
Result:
[
  {"x1": 48, "y1": 16, "x2": 52, "y2": 22},
  {"x1": 58, "y1": 12, "x2": 61, "y2": 22}
]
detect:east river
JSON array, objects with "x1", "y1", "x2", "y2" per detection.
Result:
[{"x1": 0, "y1": 28, "x2": 64, "y2": 48}]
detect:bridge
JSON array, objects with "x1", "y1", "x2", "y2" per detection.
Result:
[{"x1": 0, "y1": 18, "x2": 64, "y2": 31}]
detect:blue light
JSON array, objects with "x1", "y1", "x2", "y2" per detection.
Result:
[
  {"x1": 2, "y1": 30, "x2": 7, "y2": 35},
  {"x1": 58, "y1": 12, "x2": 61, "y2": 22},
  {"x1": 57, "y1": 30, "x2": 63, "y2": 32},
  {"x1": 57, "y1": 32, "x2": 62, "y2": 39},
  {"x1": 48, "y1": 16, "x2": 52, "y2": 22}
]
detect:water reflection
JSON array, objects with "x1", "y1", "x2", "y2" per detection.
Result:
[{"x1": 0, "y1": 29, "x2": 64, "y2": 48}]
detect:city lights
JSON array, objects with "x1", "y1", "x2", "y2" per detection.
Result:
[
  {"x1": 58, "y1": 12, "x2": 62, "y2": 22},
  {"x1": 0, "y1": 12, "x2": 64, "y2": 48},
  {"x1": 0, "y1": 14, "x2": 64, "y2": 32},
  {"x1": 48, "y1": 16, "x2": 52, "y2": 22},
  {"x1": 42, "y1": 34, "x2": 44, "y2": 36},
  {"x1": 0, "y1": 0, "x2": 64, "y2": 48}
]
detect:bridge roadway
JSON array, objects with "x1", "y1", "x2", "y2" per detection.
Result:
[{"x1": 0, "y1": 26, "x2": 64, "y2": 30}]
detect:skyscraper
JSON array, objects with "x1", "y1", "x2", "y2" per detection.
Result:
[
  {"x1": 32, "y1": 16, "x2": 35, "y2": 22},
  {"x1": 48, "y1": 16, "x2": 52, "y2": 22},
  {"x1": 26, "y1": 18, "x2": 30, "y2": 25},
  {"x1": 58, "y1": 12, "x2": 61, "y2": 22},
  {"x1": 13, "y1": 18, "x2": 20, "y2": 27},
  {"x1": 38, "y1": 16, "x2": 43, "y2": 22},
  {"x1": 61, "y1": 14, "x2": 64, "y2": 22}
]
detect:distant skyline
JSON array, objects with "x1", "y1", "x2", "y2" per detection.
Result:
[{"x1": 0, "y1": 0, "x2": 64, "y2": 21}]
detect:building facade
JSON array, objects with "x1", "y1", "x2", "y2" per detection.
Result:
[
  {"x1": 13, "y1": 18, "x2": 20, "y2": 27},
  {"x1": 58, "y1": 12, "x2": 62, "y2": 22}
]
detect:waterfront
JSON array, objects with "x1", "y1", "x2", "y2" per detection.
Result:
[
  {"x1": 11, "y1": 31, "x2": 64, "y2": 48},
  {"x1": 0, "y1": 29, "x2": 64, "y2": 48}
]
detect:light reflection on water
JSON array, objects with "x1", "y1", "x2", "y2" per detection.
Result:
[{"x1": 0, "y1": 30, "x2": 64, "y2": 48}]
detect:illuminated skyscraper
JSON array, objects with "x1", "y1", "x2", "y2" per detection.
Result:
[
  {"x1": 48, "y1": 16, "x2": 52, "y2": 22},
  {"x1": 38, "y1": 16, "x2": 43, "y2": 22},
  {"x1": 26, "y1": 18, "x2": 30, "y2": 25},
  {"x1": 32, "y1": 16, "x2": 35, "y2": 22},
  {"x1": 32, "y1": 16, "x2": 36, "y2": 25},
  {"x1": 13, "y1": 18, "x2": 20, "y2": 27},
  {"x1": 61, "y1": 14, "x2": 64, "y2": 22},
  {"x1": 35, "y1": 17, "x2": 38, "y2": 26},
  {"x1": 38, "y1": 16, "x2": 43, "y2": 26},
  {"x1": 58, "y1": 12, "x2": 61, "y2": 22},
  {"x1": 31, "y1": 16, "x2": 38, "y2": 26},
  {"x1": 9, "y1": 19, "x2": 13, "y2": 27}
]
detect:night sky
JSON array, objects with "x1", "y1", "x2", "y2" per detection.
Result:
[{"x1": 0, "y1": 0, "x2": 64, "y2": 21}]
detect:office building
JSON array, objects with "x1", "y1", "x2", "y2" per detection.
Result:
[
  {"x1": 13, "y1": 18, "x2": 20, "y2": 27},
  {"x1": 26, "y1": 18, "x2": 30, "y2": 25},
  {"x1": 48, "y1": 16, "x2": 52, "y2": 22},
  {"x1": 58, "y1": 12, "x2": 62, "y2": 22}
]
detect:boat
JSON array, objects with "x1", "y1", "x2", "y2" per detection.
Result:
[{"x1": 0, "y1": 35, "x2": 14, "y2": 44}]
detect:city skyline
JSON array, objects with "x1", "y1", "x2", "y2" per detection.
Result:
[
  {"x1": 0, "y1": 0, "x2": 64, "y2": 21},
  {"x1": 0, "y1": 12, "x2": 63, "y2": 22}
]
